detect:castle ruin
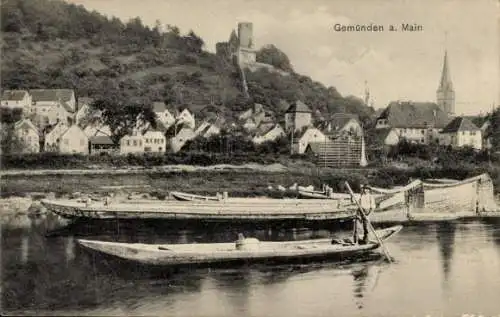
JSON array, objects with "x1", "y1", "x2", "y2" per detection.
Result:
[{"x1": 216, "y1": 22, "x2": 289, "y2": 76}]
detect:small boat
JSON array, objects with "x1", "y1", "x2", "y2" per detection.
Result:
[
  {"x1": 170, "y1": 191, "x2": 223, "y2": 202},
  {"x1": 77, "y1": 225, "x2": 402, "y2": 266}
]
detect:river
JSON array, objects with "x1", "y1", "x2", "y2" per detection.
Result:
[{"x1": 1, "y1": 213, "x2": 499, "y2": 317}]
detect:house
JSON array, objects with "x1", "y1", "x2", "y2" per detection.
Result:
[
  {"x1": 252, "y1": 124, "x2": 285, "y2": 144},
  {"x1": 284, "y1": 100, "x2": 312, "y2": 132},
  {"x1": 319, "y1": 113, "x2": 363, "y2": 138},
  {"x1": 58, "y1": 125, "x2": 89, "y2": 154},
  {"x1": 44, "y1": 121, "x2": 69, "y2": 152},
  {"x1": 1, "y1": 90, "x2": 32, "y2": 114},
  {"x1": 176, "y1": 108, "x2": 195, "y2": 129},
  {"x1": 170, "y1": 127, "x2": 196, "y2": 153},
  {"x1": 120, "y1": 132, "x2": 145, "y2": 154},
  {"x1": 292, "y1": 127, "x2": 327, "y2": 154},
  {"x1": 195, "y1": 121, "x2": 221, "y2": 138},
  {"x1": 439, "y1": 116, "x2": 482, "y2": 150},
  {"x1": 143, "y1": 130, "x2": 167, "y2": 153},
  {"x1": 375, "y1": 101, "x2": 451, "y2": 144},
  {"x1": 478, "y1": 117, "x2": 493, "y2": 149},
  {"x1": 89, "y1": 135, "x2": 117, "y2": 155},
  {"x1": 30, "y1": 89, "x2": 76, "y2": 129},
  {"x1": 12, "y1": 119, "x2": 40, "y2": 153},
  {"x1": 152, "y1": 102, "x2": 176, "y2": 131},
  {"x1": 75, "y1": 97, "x2": 94, "y2": 126}
]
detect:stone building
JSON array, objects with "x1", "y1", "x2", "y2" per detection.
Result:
[{"x1": 284, "y1": 100, "x2": 312, "y2": 132}]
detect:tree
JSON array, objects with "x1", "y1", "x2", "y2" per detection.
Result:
[
  {"x1": 91, "y1": 97, "x2": 156, "y2": 143},
  {"x1": 488, "y1": 107, "x2": 500, "y2": 151},
  {"x1": 256, "y1": 44, "x2": 294, "y2": 72}
]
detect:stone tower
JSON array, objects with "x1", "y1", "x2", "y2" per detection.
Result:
[
  {"x1": 436, "y1": 50, "x2": 455, "y2": 116},
  {"x1": 238, "y1": 22, "x2": 253, "y2": 48},
  {"x1": 236, "y1": 22, "x2": 256, "y2": 66}
]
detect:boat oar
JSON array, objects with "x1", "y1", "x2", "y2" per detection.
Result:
[{"x1": 344, "y1": 181, "x2": 393, "y2": 263}]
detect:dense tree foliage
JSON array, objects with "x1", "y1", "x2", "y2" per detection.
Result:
[{"x1": 256, "y1": 44, "x2": 294, "y2": 73}]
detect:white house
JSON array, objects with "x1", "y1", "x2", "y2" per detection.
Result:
[
  {"x1": 253, "y1": 124, "x2": 285, "y2": 144},
  {"x1": 13, "y1": 119, "x2": 40, "y2": 153},
  {"x1": 170, "y1": 127, "x2": 196, "y2": 153},
  {"x1": 120, "y1": 133, "x2": 145, "y2": 154},
  {"x1": 59, "y1": 125, "x2": 89, "y2": 154},
  {"x1": 44, "y1": 121, "x2": 69, "y2": 152},
  {"x1": 319, "y1": 113, "x2": 364, "y2": 138},
  {"x1": 30, "y1": 89, "x2": 76, "y2": 129},
  {"x1": 176, "y1": 108, "x2": 195, "y2": 129},
  {"x1": 75, "y1": 97, "x2": 94, "y2": 126},
  {"x1": 143, "y1": 131, "x2": 167, "y2": 153},
  {"x1": 152, "y1": 102, "x2": 176, "y2": 131},
  {"x1": 439, "y1": 117, "x2": 482, "y2": 150},
  {"x1": 292, "y1": 127, "x2": 327, "y2": 154},
  {"x1": 375, "y1": 101, "x2": 451, "y2": 145},
  {"x1": 1, "y1": 90, "x2": 32, "y2": 114}
]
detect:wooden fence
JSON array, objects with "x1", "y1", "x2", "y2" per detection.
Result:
[{"x1": 314, "y1": 140, "x2": 364, "y2": 167}]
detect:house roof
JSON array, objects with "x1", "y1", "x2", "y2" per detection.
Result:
[
  {"x1": 441, "y1": 117, "x2": 480, "y2": 133},
  {"x1": 14, "y1": 119, "x2": 38, "y2": 133},
  {"x1": 30, "y1": 89, "x2": 74, "y2": 102},
  {"x1": 323, "y1": 113, "x2": 359, "y2": 131},
  {"x1": 1, "y1": 90, "x2": 28, "y2": 101},
  {"x1": 89, "y1": 135, "x2": 114, "y2": 145},
  {"x1": 255, "y1": 123, "x2": 280, "y2": 137},
  {"x1": 378, "y1": 101, "x2": 451, "y2": 128},
  {"x1": 285, "y1": 100, "x2": 312, "y2": 113},
  {"x1": 60, "y1": 125, "x2": 86, "y2": 139},
  {"x1": 78, "y1": 97, "x2": 94, "y2": 107}
]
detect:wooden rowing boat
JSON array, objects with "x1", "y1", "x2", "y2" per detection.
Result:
[
  {"x1": 170, "y1": 191, "x2": 222, "y2": 202},
  {"x1": 77, "y1": 225, "x2": 402, "y2": 266}
]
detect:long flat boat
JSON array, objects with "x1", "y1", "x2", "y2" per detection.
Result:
[
  {"x1": 170, "y1": 191, "x2": 221, "y2": 202},
  {"x1": 41, "y1": 198, "x2": 357, "y2": 222},
  {"x1": 77, "y1": 225, "x2": 402, "y2": 266}
]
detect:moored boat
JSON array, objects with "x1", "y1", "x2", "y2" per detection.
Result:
[
  {"x1": 77, "y1": 225, "x2": 403, "y2": 266},
  {"x1": 170, "y1": 191, "x2": 224, "y2": 202},
  {"x1": 41, "y1": 198, "x2": 356, "y2": 222}
]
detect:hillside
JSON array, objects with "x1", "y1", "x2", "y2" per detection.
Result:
[{"x1": 1, "y1": 0, "x2": 374, "y2": 125}]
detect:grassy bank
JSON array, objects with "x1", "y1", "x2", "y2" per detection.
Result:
[{"x1": 2, "y1": 164, "x2": 499, "y2": 198}]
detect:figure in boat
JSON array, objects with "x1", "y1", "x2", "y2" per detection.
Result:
[{"x1": 354, "y1": 184, "x2": 376, "y2": 245}]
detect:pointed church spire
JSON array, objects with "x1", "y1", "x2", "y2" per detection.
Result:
[
  {"x1": 437, "y1": 48, "x2": 455, "y2": 116},
  {"x1": 439, "y1": 50, "x2": 453, "y2": 90}
]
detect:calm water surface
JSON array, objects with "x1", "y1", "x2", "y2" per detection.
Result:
[{"x1": 1, "y1": 213, "x2": 499, "y2": 317}]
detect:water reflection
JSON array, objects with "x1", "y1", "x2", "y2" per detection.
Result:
[
  {"x1": 2, "y1": 213, "x2": 500, "y2": 316},
  {"x1": 436, "y1": 222, "x2": 457, "y2": 291}
]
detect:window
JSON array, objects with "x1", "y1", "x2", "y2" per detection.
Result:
[
  {"x1": 421, "y1": 130, "x2": 425, "y2": 134},
  {"x1": 64, "y1": 139, "x2": 69, "y2": 145},
  {"x1": 127, "y1": 140, "x2": 130, "y2": 146},
  {"x1": 80, "y1": 139, "x2": 85, "y2": 146},
  {"x1": 421, "y1": 138, "x2": 425, "y2": 143},
  {"x1": 133, "y1": 140, "x2": 137, "y2": 146}
]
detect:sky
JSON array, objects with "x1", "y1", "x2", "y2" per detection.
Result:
[{"x1": 69, "y1": 0, "x2": 500, "y2": 115}]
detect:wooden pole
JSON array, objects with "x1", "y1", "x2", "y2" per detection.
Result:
[{"x1": 344, "y1": 181, "x2": 393, "y2": 263}]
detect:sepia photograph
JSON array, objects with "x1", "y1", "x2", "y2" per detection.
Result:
[{"x1": 1, "y1": 0, "x2": 499, "y2": 316}]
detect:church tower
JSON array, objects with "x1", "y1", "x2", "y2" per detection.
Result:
[{"x1": 436, "y1": 50, "x2": 455, "y2": 116}]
